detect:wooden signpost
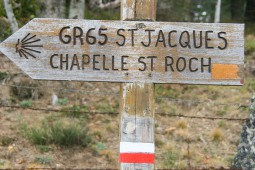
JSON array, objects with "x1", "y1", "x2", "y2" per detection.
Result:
[
  {"x1": 0, "y1": 18, "x2": 244, "y2": 85},
  {"x1": 0, "y1": 0, "x2": 244, "y2": 169}
]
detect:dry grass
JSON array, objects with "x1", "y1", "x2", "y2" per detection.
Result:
[
  {"x1": 0, "y1": 47, "x2": 254, "y2": 168},
  {"x1": 210, "y1": 128, "x2": 225, "y2": 142},
  {"x1": 176, "y1": 119, "x2": 188, "y2": 129}
]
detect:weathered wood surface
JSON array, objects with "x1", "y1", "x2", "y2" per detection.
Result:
[
  {"x1": 119, "y1": 1, "x2": 156, "y2": 170},
  {"x1": 119, "y1": 83, "x2": 155, "y2": 169},
  {"x1": 0, "y1": 18, "x2": 244, "y2": 85}
]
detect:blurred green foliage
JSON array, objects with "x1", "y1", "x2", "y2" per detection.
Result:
[
  {"x1": 0, "y1": 0, "x2": 38, "y2": 24},
  {"x1": 245, "y1": 39, "x2": 255, "y2": 55},
  {"x1": 19, "y1": 100, "x2": 33, "y2": 108},
  {"x1": 85, "y1": 6, "x2": 120, "y2": 20},
  {"x1": 0, "y1": 0, "x2": 5, "y2": 17},
  {"x1": 0, "y1": 0, "x2": 38, "y2": 41},
  {"x1": 13, "y1": 0, "x2": 38, "y2": 24}
]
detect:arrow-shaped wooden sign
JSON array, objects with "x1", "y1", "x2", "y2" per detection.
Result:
[{"x1": 0, "y1": 18, "x2": 244, "y2": 85}]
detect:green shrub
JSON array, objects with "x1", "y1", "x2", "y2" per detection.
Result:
[
  {"x1": 1, "y1": 136, "x2": 13, "y2": 146},
  {"x1": 51, "y1": 122, "x2": 91, "y2": 147},
  {"x1": 96, "y1": 142, "x2": 107, "y2": 151},
  {"x1": 29, "y1": 124, "x2": 49, "y2": 145},
  {"x1": 35, "y1": 156, "x2": 52, "y2": 165},
  {"x1": 57, "y1": 98, "x2": 68, "y2": 106},
  {"x1": 19, "y1": 100, "x2": 33, "y2": 108},
  {"x1": 20, "y1": 120, "x2": 91, "y2": 147}
]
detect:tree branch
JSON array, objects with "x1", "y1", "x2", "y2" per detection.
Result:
[{"x1": 3, "y1": 0, "x2": 18, "y2": 33}]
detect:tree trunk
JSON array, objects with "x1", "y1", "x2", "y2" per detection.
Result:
[
  {"x1": 3, "y1": 0, "x2": 18, "y2": 33},
  {"x1": 69, "y1": 0, "x2": 85, "y2": 19},
  {"x1": 37, "y1": 0, "x2": 66, "y2": 18},
  {"x1": 214, "y1": 0, "x2": 221, "y2": 23}
]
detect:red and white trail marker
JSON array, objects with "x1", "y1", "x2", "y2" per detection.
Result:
[{"x1": 120, "y1": 142, "x2": 155, "y2": 164}]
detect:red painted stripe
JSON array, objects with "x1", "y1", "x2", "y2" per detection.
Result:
[{"x1": 120, "y1": 153, "x2": 154, "y2": 163}]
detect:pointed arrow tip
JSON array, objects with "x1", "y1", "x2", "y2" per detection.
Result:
[{"x1": 0, "y1": 42, "x2": 5, "y2": 55}]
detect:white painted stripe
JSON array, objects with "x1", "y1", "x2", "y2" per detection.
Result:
[{"x1": 120, "y1": 142, "x2": 155, "y2": 153}]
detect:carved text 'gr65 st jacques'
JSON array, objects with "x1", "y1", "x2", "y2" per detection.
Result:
[{"x1": 0, "y1": 19, "x2": 244, "y2": 85}]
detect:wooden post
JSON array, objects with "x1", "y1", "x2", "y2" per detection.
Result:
[{"x1": 119, "y1": 1, "x2": 156, "y2": 169}]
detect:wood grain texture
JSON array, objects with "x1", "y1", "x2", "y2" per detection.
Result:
[
  {"x1": 0, "y1": 18, "x2": 244, "y2": 85},
  {"x1": 120, "y1": 84, "x2": 155, "y2": 142},
  {"x1": 121, "y1": 0, "x2": 156, "y2": 21},
  {"x1": 120, "y1": 1, "x2": 156, "y2": 169}
]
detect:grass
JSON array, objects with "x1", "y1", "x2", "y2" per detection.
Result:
[
  {"x1": 242, "y1": 78, "x2": 255, "y2": 94},
  {"x1": 216, "y1": 106, "x2": 228, "y2": 116},
  {"x1": 19, "y1": 100, "x2": 33, "y2": 108},
  {"x1": 163, "y1": 147, "x2": 180, "y2": 168},
  {"x1": 226, "y1": 155, "x2": 235, "y2": 167},
  {"x1": 175, "y1": 130, "x2": 192, "y2": 142},
  {"x1": 245, "y1": 38, "x2": 255, "y2": 55},
  {"x1": 210, "y1": 128, "x2": 224, "y2": 142},
  {"x1": 0, "y1": 160, "x2": 4, "y2": 166},
  {"x1": 96, "y1": 142, "x2": 107, "y2": 151},
  {"x1": 156, "y1": 84, "x2": 180, "y2": 98},
  {"x1": 62, "y1": 105, "x2": 89, "y2": 118},
  {"x1": 37, "y1": 145, "x2": 51, "y2": 153},
  {"x1": 19, "y1": 119, "x2": 91, "y2": 147},
  {"x1": 218, "y1": 120, "x2": 227, "y2": 129},
  {"x1": 35, "y1": 156, "x2": 53, "y2": 165},
  {"x1": 57, "y1": 98, "x2": 68, "y2": 106},
  {"x1": 106, "y1": 124, "x2": 115, "y2": 133},
  {"x1": 1, "y1": 136, "x2": 13, "y2": 146},
  {"x1": 176, "y1": 119, "x2": 188, "y2": 129},
  {"x1": 155, "y1": 138, "x2": 164, "y2": 147},
  {"x1": 94, "y1": 102, "x2": 116, "y2": 112}
]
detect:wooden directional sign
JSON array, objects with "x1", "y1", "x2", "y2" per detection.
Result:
[{"x1": 0, "y1": 18, "x2": 244, "y2": 85}]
